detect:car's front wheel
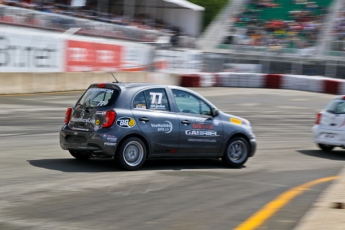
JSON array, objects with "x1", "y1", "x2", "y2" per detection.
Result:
[
  {"x1": 318, "y1": 144, "x2": 334, "y2": 152},
  {"x1": 223, "y1": 137, "x2": 249, "y2": 168},
  {"x1": 69, "y1": 150, "x2": 90, "y2": 160},
  {"x1": 116, "y1": 137, "x2": 147, "y2": 170}
]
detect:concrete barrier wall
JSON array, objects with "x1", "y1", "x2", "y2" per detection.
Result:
[
  {"x1": 3, "y1": 71, "x2": 345, "y2": 95},
  {"x1": 0, "y1": 72, "x2": 182, "y2": 94}
]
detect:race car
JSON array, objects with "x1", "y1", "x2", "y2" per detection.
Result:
[
  {"x1": 60, "y1": 81, "x2": 257, "y2": 170},
  {"x1": 313, "y1": 95, "x2": 345, "y2": 152}
]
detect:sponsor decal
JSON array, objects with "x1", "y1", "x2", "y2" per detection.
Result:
[
  {"x1": 150, "y1": 92, "x2": 163, "y2": 104},
  {"x1": 153, "y1": 149, "x2": 170, "y2": 154},
  {"x1": 88, "y1": 88, "x2": 114, "y2": 93},
  {"x1": 150, "y1": 104, "x2": 166, "y2": 110},
  {"x1": 152, "y1": 149, "x2": 176, "y2": 154},
  {"x1": 230, "y1": 117, "x2": 242, "y2": 125},
  {"x1": 213, "y1": 120, "x2": 220, "y2": 126},
  {"x1": 71, "y1": 117, "x2": 96, "y2": 123},
  {"x1": 185, "y1": 130, "x2": 219, "y2": 137},
  {"x1": 103, "y1": 134, "x2": 117, "y2": 142},
  {"x1": 96, "y1": 111, "x2": 107, "y2": 115},
  {"x1": 136, "y1": 104, "x2": 146, "y2": 109},
  {"x1": 192, "y1": 124, "x2": 214, "y2": 130},
  {"x1": 191, "y1": 119, "x2": 206, "y2": 123},
  {"x1": 188, "y1": 138, "x2": 216, "y2": 143},
  {"x1": 116, "y1": 117, "x2": 136, "y2": 128},
  {"x1": 151, "y1": 121, "x2": 173, "y2": 133},
  {"x1": 104, "y1": 142, "x2": 116, "y2": 146}
]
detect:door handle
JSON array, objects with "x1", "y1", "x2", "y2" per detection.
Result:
[
  {"x1": 139, "y1": 117, "x2": 150, "y2": 122},
  {"x1": 181, "y1": 120, "x2": 191, "y2": 125}
]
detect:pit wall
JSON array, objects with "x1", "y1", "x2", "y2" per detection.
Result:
[
  {"x1": 179, "y1": 73, "x2": 345, "y2": 95},
  {"x1": 0, "y1": 72, "x2": 181, "y2": 94}
]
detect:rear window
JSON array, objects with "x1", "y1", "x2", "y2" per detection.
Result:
[
  {"x1": 78, "y1": 87, "x2": 118, "y2": 108},
  {"x1": 325, "y1": 100, "x2": 345, "y2": 114}
]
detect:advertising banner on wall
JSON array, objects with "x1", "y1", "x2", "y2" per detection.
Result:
[
  {"x1": 0, "y1": 28, "x2": 64, "y2": 72},
  {"x1": 153, "y1": 49, "x2": 203, "y2": 74},
  {"x1": 66, "y1": 39, "x2": 122, "y2": 72},
  {"x1": 120, "y1": 43, "x2": 153, "y2": 71}
]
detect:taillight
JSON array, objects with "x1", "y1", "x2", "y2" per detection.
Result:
[
  {"x1": 64, "y1": 108, "x2": 72, "y2": 124},
  {"x1": 315, "y1": 112, "x2": 322, "y2": 125},
  {"x1": 103, "y1": 110, "x2": 116, "y2": 128},
  {"x1": 97, "y1": 83, "x2": 106, "y2": 88}
]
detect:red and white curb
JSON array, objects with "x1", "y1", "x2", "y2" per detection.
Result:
[{"x1": 179, "y1": 72, "x2": 345, "y2": 95}]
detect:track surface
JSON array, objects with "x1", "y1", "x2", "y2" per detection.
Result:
[{"x1": 1, "y1": 88, "x2": 345, "y2": 230}]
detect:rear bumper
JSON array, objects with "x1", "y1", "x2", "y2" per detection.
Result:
[
  {"x1": 249, "y1": 139, "x2": 257, "y2": 157},
  {"x1": 312, "y1": 125, "x2": 345, "y2": 147},
  {"x1": 59, "y1": 125, "x2": 117, "y2": 156}
]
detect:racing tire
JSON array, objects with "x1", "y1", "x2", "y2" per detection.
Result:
[
  {"x1": 116, "y1": 137, "x2": 147, "y2": 171},
  {"x1": 69, "y1": 150, "x2": 90, "y2": 160},
  {"x1": 223, "y1": 137, "x2": 249, "y2": 168},
  {"x1": 318, "y1": 144, "x2": 334, "y2": 152}
]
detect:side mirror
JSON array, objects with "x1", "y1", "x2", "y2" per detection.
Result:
[{"x1": 212, "y1": 108, "x2": 219, "y2": 117}]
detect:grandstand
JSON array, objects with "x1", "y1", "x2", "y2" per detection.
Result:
[
  {"x1": 219, "y1": 0, "x2": 332, "y2": 53},
  {"x1": 197, "y1": 0, "x2": 345, "y2": 58},
  {"x1": 196, "y1": 0, "x2": 345, "y2": 78},
  {"x1": 0, "y1": 0, "x2": 204, "y2": 47}
]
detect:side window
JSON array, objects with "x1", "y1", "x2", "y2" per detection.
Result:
[
  {"x1": 144, "y1": 88, "x2": 170, "y2": 111},
  {"x1": 133, "y1": 92, "x2": 147, "y2": 109},
  {"x1": 133, "y1": 89, "x2": 170, "y2": 111},
  {"x1": 172, "y1": 89, "x2": 212, "y2": 116}
]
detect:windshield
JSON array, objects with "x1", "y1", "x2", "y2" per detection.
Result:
[
  {"x1": 78, "y1": 87, "x2": 119, "y2": 108},
  {"x1": 325, "y1": 100, "x2": 345, "y2": 114}
]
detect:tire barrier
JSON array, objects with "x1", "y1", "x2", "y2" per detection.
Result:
[{"x1": 179, "y1": 72, "x2": 345, "y2": 95}]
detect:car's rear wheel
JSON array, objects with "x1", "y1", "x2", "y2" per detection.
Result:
[
  {"x1": 223, "y1": 137, "x2": 249, "y2": 168},
  {"x1": 318, "y1": 144, "x2": 334, "y2": 152},
  {"x1": 116, "y1": 137, "x2": 146, "y2": 171},
  {"x1": 69, "y1": 150, "x2": 90, "y2": 160}
]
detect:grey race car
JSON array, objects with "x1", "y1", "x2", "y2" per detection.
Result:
[{"x1": 60, "y1": 82, "x2": 257, "y2": 170}]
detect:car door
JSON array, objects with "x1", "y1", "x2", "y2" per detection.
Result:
[
  {"x1": 131, "y1": 88, "x2": 179, "y2": 156},
  {"x1": 171, "y1": 89, "x2": 223, "y2": 156}
]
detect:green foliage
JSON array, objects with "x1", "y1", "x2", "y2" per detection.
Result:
[{"x1": 188, "y1": 0, "x2": 229, "y2": 30}]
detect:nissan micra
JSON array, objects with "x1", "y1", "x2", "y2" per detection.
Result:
[
  {"x1": 313, "y1": 95, "x2": 345, "y2": 152},
  {"x1": 60, "y1": 82, "x2": 257, "y2": 170}
]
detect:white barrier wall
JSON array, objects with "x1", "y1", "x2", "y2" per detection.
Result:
[
  {"x1": 153, "y1": 49, "x2": 203, "y2": 74},
  {"x1": 0, "y1": 27, "x2": 155, "y2": 73},
  {"x1": 0, "y1": 29, "x2": 64, "y2": 72}
]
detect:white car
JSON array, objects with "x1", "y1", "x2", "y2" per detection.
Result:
[{"x1": 313, "y1": 96, "x2": 345, "y2": 152}]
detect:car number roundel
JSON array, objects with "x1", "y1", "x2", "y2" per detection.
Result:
[{"x1": 117, "y1": 117, "x2": 136, "y2": 128}]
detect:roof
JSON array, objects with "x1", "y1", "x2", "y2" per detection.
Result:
[{"x1": 163, "y1": 0, "x2": 205, "y2": 11}]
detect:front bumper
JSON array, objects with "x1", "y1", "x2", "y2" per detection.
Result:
[
  {"x1": 59, "y1": 125, "x2": 117, "y2": 156},
  {"x1": 312, "y1": 125, "x2": 345, "y2": 147}
]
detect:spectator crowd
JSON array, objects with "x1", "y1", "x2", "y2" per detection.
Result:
[{"x1": 228, "y1": 0, "x2": 329, "y2": 52}]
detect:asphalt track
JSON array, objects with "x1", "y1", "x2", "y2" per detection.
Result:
[{"x1": 1, "y1": 88, "x2": 344, "y2": 230}]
